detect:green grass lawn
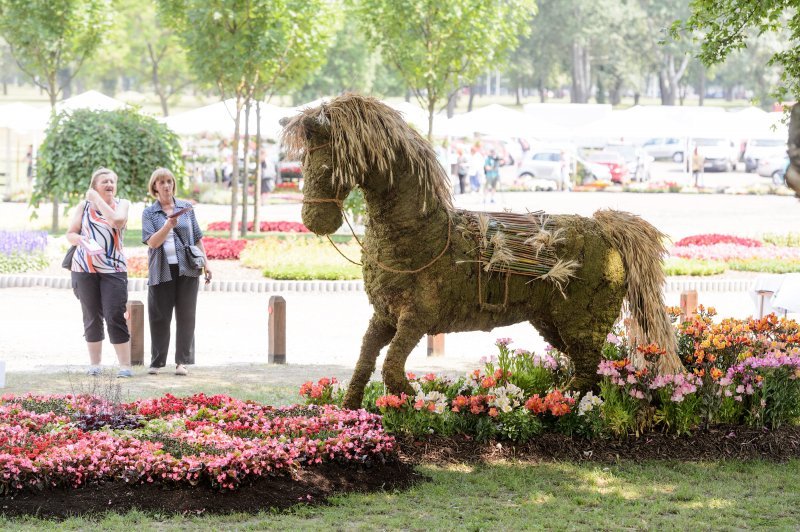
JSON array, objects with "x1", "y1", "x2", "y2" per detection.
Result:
[{"x1": 2, "y1": 370, "x2": 799, "y2": 529}]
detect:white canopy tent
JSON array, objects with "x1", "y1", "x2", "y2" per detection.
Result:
[
  {"x1": 444, "y1": 103, "x2": 569, "y2": 140},
  {"x1": 164, "y1": 99, "x2": 290, "y2": 139}
]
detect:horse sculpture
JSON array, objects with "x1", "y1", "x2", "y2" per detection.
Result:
[{"x1": 282, "y1": 93, "x2": 683, "y2": 409}]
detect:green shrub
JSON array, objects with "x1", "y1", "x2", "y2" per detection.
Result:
[
  {"x1": 0, "y1": 253, "x2": 50, "y2": 274},
  {"x1": 240, "y1": 235, "x2": 363, "y2": 280},
  {"x1": 761, "y1": 232, "x2": 800, "y2": 247},
  {"x1": 728, "y1": 259, "x2": 800, "y2": 273},
  {"x1": 663, "y1": 258, "x2": 726, "y2": 276}
]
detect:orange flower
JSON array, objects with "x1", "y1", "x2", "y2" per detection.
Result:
[
  {"x1": 488, "y1": 407, "x2": 499, "y2": 418},
  {"x1": 710, "y1": 367, "x2": 723, "y2": 380}
]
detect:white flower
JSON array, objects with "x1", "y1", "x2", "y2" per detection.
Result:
[{"x1": 577, "y1": 391, "x2": 603, "y2": 416}]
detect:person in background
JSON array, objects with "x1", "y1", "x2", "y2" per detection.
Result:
[
  {"x1": 469, "y1": 144, "x2": 484, "y2": 193},
  {"x1": 691, "y1": 146, "x2": 705, "y2": 187},
  {"x1": 66, "y1": 167, "x2": 132, "y2": 377},
  {"x1": 455, "y1": 149, "x2": 469, "y2": 194},
  {"x1": 142, "y1": 168, "x2": 212, "y2": 376},
  {"x1": 484, "y1": 148, "x2": 501, "y2": 203},
  {"x1": 559, "y1": 150, "x2": 572, "y2": 191}
]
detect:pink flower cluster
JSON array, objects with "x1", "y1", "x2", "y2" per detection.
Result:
[
  {"x1": 674, "y1": 234, "x2": 763, "y2": 248},
  {"x1": 670, "y1": 243, "x2": 800, "y2": 262},
  {"x1": 0, "y1": 393, "x2": 395, "y2": 495},
  {"x1": 720, "y1": 351, "x2": 800, "y2": 402},
  {"x1": 649, "y1": 373, "x2": 701, "y2": 402}
]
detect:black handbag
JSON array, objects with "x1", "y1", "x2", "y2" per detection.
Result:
[
  {"x1": 173, "y1": 215, "x2": 206, "y2": 270},
  {"x1": 61, "y1": 245, "x2": 76, "y2": 270}
]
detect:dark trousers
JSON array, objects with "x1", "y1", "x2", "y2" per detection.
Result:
[
  {"x1": 72, "y1": 272, "x2": 130, "y2": 344},
  {"x1": 148, "y1": 264, "x2": 198, "y2": 367}
]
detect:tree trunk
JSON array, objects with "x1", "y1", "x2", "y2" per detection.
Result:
[
  {"x1": 253, "y1": 100, "x2": 262, "y2": 235},
  {"x1": 515, "y1": 83, "x2": 521, "y2": 106},
  {"x1": 48, "y1": 87, "x2": 59, "y2": 232},
  {"x1": 570, "y1": 42, "x2": 590, "y2": 103},
  {"x1": 2, "y1": 81, "x2": 6, "y2": 96},
  {"x1": 537, "y1": 78, "x2": 546, "y2": 103},
  {"x1": 609, "y1": 77, "x2": 623, "y2": 106},
  {"x1": 229, "y1": 95, "x2": 243, "y2": 240},
  {"x1": 467, "y1": 84, "x2": 477, "y2": 112},
  {"x1": 427, "y1": 94, "x2": 436, "y2": 142},
  {"x1": 595, "y1": 75, "x2": 605, "y2": 104},
  {"x1": 698, "y1": 66, "x2": 705, "y2": 106},
  {"x1": 241, "y1": 98, "x2": 251, "y2": 237},
  {"x1": 446, "y1": 91, "x2": 457, "y2": 118}
]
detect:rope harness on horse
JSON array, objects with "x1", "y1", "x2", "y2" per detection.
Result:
[{"x1": 301, "y1": 196, "x2": 452, "y2": 274}]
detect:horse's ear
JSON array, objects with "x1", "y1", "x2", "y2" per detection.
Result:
[{"x1": 302, "y1": 110, "x2": 330, "y2": 139}]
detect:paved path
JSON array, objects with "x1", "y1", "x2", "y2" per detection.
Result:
[{"x1": 1, "y1": 285, "x2": 778, "y2": 375}]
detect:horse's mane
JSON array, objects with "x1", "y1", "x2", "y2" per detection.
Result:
[{"x1": 282, "y1": 93, "x2": 453, "y2": 212}]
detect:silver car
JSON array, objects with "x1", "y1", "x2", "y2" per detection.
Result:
[
  {"x1": 756, "y1": 154, "x2": 789, "y2": 184},
  {"x1": 641, "y1": 137, "x2": 685, "y2": 162}
]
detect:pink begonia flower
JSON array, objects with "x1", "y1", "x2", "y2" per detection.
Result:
[{"x1": 606, "y1": 333, "x2": 621, "y2": 346}]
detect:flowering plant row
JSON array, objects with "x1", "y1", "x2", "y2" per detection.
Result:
[
  {"x1": 0, "y1": 393, "x2": 394, "y2": 496},
  {"x1": 670, "y1": 243, "x2": 800, "y2": 262},
  {"x1": 302, "y1": 313, "x2": 800, "y2": 441},
  {"x1": 202, "y1": 237, "x2": 249, "y2": 260},
  {"x1": 0, "y1": 230, "x2": 50, "y2": 274},
  {"x1": 206, "y1": 221, "x2": 308, "y2": 233},
  {"x1": 674, "y1": 234, "x2": 763, "y2": 248}
]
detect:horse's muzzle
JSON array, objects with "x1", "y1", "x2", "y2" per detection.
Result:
[{"x1": 301, "y1": 201, "x2": 343, "y2": 235}]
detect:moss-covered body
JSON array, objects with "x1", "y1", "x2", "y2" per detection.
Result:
[
  {"x1": 786, "y1": 103, "x2": 800, "y2": 198},
  {"x1": 282, "y1": 94, "x2": 683, "y2": 409}
]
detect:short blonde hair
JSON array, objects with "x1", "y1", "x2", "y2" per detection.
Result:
[
  {"x1": 90, "y1": 167, "x2": 118, "y2": 190},
  {"x1": 148, "y1": 167, "x2": 176, "y2": 197}
]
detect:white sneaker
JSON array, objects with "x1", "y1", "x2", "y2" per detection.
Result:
[
  {"x1": 147, "y1": 367, "x2": 159, "y2": 375},
  {"x1": 175, "y1": 364, "x2": 188, "y2": 376}
]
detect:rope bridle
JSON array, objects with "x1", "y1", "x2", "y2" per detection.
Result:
[{"x1": 301, "y1": 195, "x2": 451, "y2": 274}]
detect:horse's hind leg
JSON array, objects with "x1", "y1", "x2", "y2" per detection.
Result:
[
  {"x1": 382, "y1": 314, "x2": 425, "y2": 396},
  {"x1": 344, "y1": 314, "x2": 396, "y2": 409},
  {"x1": 552, "y1": 302, "x2": 620, "y2": 392}
]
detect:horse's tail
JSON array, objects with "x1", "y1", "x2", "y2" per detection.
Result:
[{"x1": 593, "y1": 209, "x2": 682, "y2": 374}]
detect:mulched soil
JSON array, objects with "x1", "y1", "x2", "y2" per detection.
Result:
[
  {"x1": 5, "y1": 426, "x2": 800, "y2": 518},
  {"x1": 397, "y1": 425, "x2": 800, "y2": 465},
  {"x1": 0, "y1": 460, "x2": 423, "y2": 519}
]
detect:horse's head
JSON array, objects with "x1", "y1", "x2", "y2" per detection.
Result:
[
  {"x1": 281, "y1": 108, "x2": 352, "y2": 236},
  {"x1": 281, "y1": 93, "x2": 454, "y2": 233}
]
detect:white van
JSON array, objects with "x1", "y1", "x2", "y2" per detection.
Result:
[
  {"x1": 743, "y1": 138, "x2": 786, "y2": 172},
  {"x1": 694, "y1": 138, "x2": 738, "y2": 172}
]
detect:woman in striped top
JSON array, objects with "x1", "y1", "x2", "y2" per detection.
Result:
[{"x1": 66, "y1": 167, "x2": 133, "y2": 377}]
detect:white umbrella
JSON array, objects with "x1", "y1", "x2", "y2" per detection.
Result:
[
  {"x1": 22, "y1": 90, "x2": 129, "y2": 133},
  {"x1": 445, "y1": 104, "x2": 567, "y2": 140}
]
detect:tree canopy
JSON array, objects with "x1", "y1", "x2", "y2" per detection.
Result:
[
  {"x1": 0, "y1": 0, "x2": 110, "y2": 108},
  {"x1": 351, "y1": 0, "x2": 536, "y2": 139},
  {"x1": 32, "y1": 108, "x2": 183, "y2": 212},
  {"x1": 676, "y1": 0, "x2": 798, "y2": 102}
]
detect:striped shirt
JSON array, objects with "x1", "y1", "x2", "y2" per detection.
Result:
[
  {"x1": 142, "y1": 198, "x2": 203, "y2": 286},
  {"x1": 71, "y1": 200, "x2": 127, "y2": 273}
]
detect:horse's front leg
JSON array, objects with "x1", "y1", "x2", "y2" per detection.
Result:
[
  {"x1": 382, "y1": 313, "x2": 425, "y2": 396},
  {"x1": 343, "y1": 314, "x2": 396, "y2": 409}
]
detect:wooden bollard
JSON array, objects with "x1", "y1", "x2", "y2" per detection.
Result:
[
  {"x1": 268, "y1": 296, "x2": 286, "y2": 364},
  {"x1": 125, "y1": 300, "x2": 144, "y2": 366},
  {"x1": 427, "y1": 334, "x2": 445, "y2": 357},
  {"x1": 679, "y1": 290, "x2": 698, "y2": 323}
]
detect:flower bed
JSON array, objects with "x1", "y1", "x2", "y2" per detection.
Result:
[
  {"x1": 203, "y1": 236, "x2": 249, "y2": 259},
  {"x1": 0, "y1": 230, "x2": 50, "y2": 274},
  {"x1": 302, "y1": 311, "x2": 800, "y2": 441},
  {"x1": 667, "y1": 233, "x2": 800, "y2": 275},
  {"x1": 0, "y1": 393, "x2": 395, "y2": 496},
  {"x1": 207, "y1": 221, "x2": 308, "y2": 233}
]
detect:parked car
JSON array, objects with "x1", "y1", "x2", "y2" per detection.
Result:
[
  {"x1": 743, "y1": 138, "x2": 786, "y2": 172},
  {"x1": 756, "y1": 154, "x2": 789, "y2": 184},
  {"x1": 641, "y1": 137, "x2": 685, "y2": 162},
  {"x1": 604, "y1": 143, "x2": 654, "y2": 181},
  {"x1": 694, "y1": 137, "x2": 738, "y2": 172},
  {"x1": 586, "y1": 151, "x2": 629, "y2": 184},
  {"x1": 575, "y1": 156, "x2": 612, "y2": 183},
  {"x1": 517, "y1": 149, "x2": 561, "y2": 183},
  {"x1": 277, "y1": 158, "x2": 302, "y2": 183}
]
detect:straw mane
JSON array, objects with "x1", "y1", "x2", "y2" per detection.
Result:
[{"x1": 282, "y1": 93, "x2": 453, "y2": 212}]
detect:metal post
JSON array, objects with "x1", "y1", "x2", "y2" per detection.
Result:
[
  {"x1": 125, "y1": 300, "x2": 144, "y2": 365},
  {"x1": 679, "y1": 290, "x2": 698, "y2": 323},
  {"x1": 268, "y1": 296, "x2": 286, "y2": 364},
  {"x1": 427, "y1": 334, "x2": 445, "y2": 357}
]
